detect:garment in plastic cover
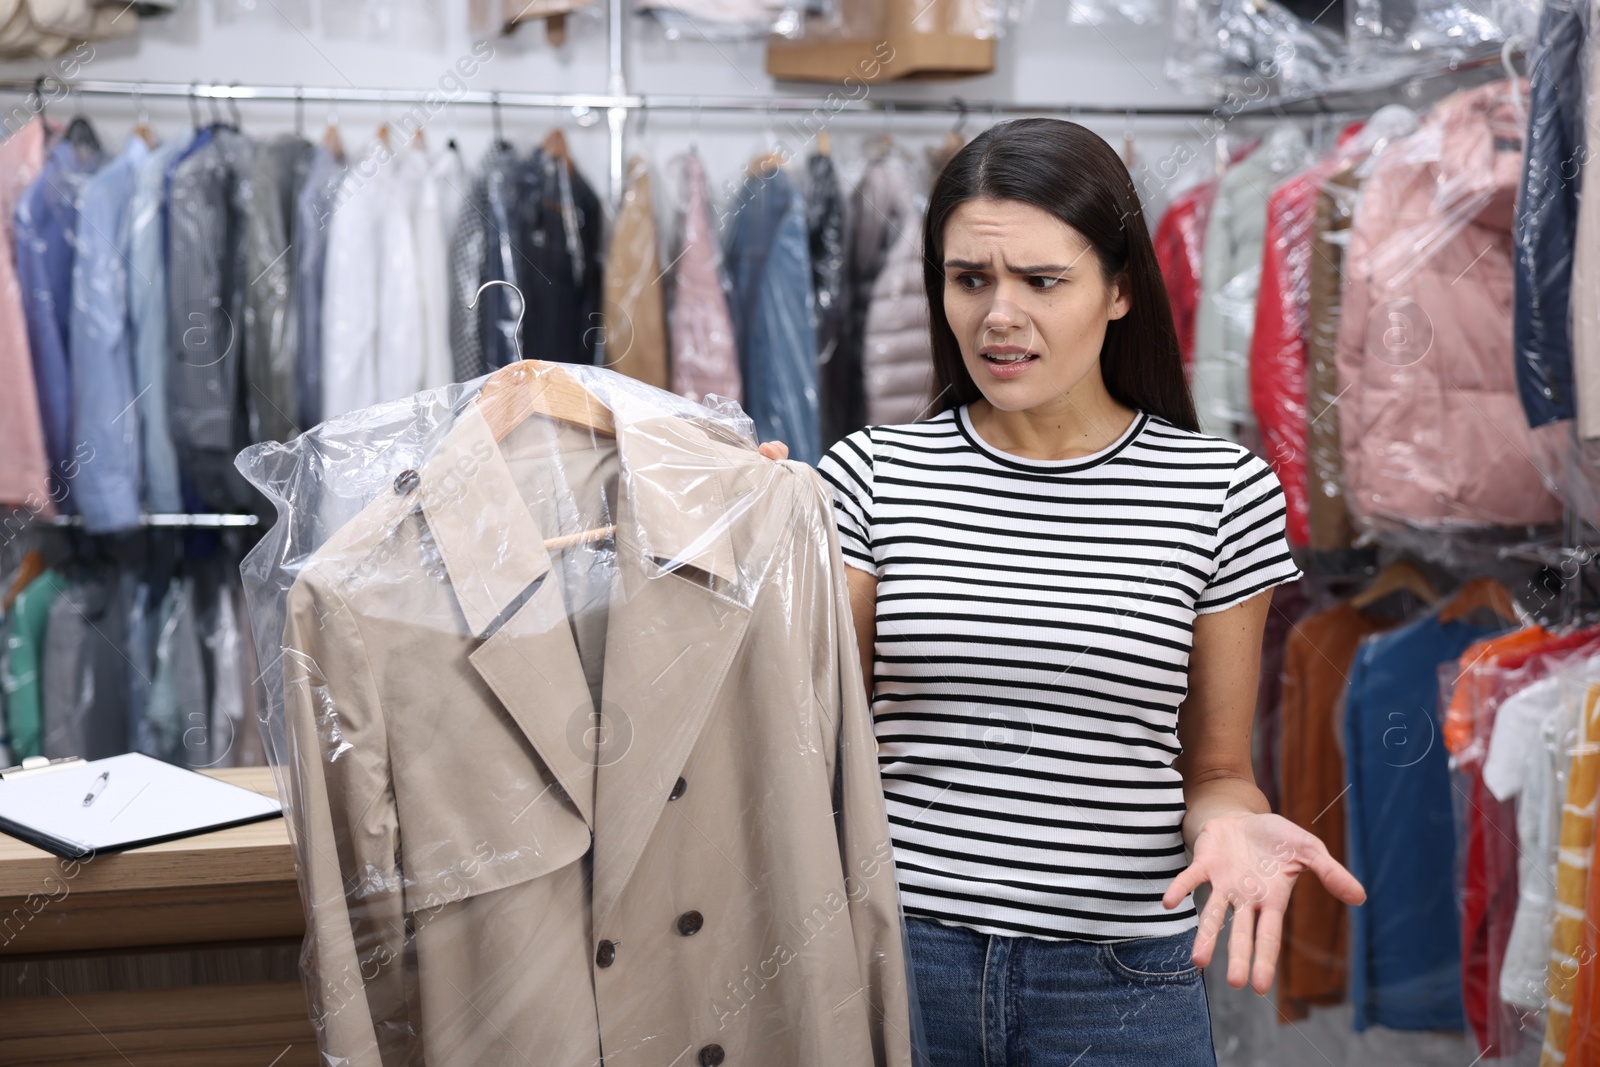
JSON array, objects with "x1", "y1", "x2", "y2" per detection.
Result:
[
  {"x1": 725, "y1": 165, "x2": 821, "y2": 465},
  {"x1": 212, "y1": 0, "x2": 312, "y2": 24},
  {"x1": 775, "y1": 0, "x2": 1014, "y2": 43},
  {"x1": 1347, "y1": 0, "x2": 1538, "y2": 67},
  {"x1": 1488, "y1": 664, "x2": 1591, "y2": 1018},
  {"x1": 666, "y1": 150, "x2": 742, "y2": 407},
  {"x1": 1165, "y1": 0, "x2": 1348, "y2": 99},
  {"x1": 1512, "y1": 0, "x2": 1588, "y2": 432},
  {"x1": 601, "y1": 155, "x2": 670, "y2": 391},
  {"x1": 636, "y1": 0, "x2": 810, "y2": 40},
  {"x1": 1250, "y1": 107, "x2": 1418, "y2": 549},
  {"x1": 234, "y1": 361, "x2": 922, "y2": 1067},
  {"x1": 1065, "y1": 0, "x2": 1159, "y2": 28},
  {"x1": 1333, "y1": 80, "x2": 1566, "y2": 531},
  {"x1": 1191, "y1": 124, "x2": 1313, "y2": 447},
  {"x1": 1449, "y1": 631, "x2": 1600, "y2": 1051}
]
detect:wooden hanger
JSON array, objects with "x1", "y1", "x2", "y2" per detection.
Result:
[
  {"x1": 475, "y1": 358, "x2": 616, "y2": 440},
  {"x1": 131, "y1": 85, "x2": 157, "y2": 148},
  {"x1": 817, "y1": 129, "x2": 830, "y2": 156},
  {"x1": 747, "y1": 148, "x2": 784, "y2": 177},
  {"x1": 543, "y1": 127, "x2": 570, "y2": 169},
  {"x1": 1350, "y1": 559, "x2": 1439, "y2": 611},
  {"x1": 469, "y1": 280, "x2": 614, "y2": 440},
  {"x1": 1438, "y1": 576, "x2": 1524, "y2": 626},
  {"x1": 322, "y1": 116, "x2": 345, "y2": 163},
  {"x1": 467, "y1": 280, "x2": 616, "y2": 551}
]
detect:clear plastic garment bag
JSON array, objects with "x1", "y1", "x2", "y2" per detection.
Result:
[{"x1": 236, "y1": 284, "x2": 923, "y2": 1067}]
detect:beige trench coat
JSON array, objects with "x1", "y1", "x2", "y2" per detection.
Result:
[{"x1": 280, "y1": 399, "x2": 913, "y2": 1067}]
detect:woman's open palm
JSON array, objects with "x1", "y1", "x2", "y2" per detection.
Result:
[{"x1": 1162, "y1": 813, "x2": 1366, "y2": 994}]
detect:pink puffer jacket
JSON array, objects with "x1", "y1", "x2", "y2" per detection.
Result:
[{"x1": 1335, "y1": 81, "x2": 1564, "y2": 528}]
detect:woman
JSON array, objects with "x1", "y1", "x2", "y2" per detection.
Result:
[{"x1": 758, "y1": 118, "x2": 1366, "y2": 1063}]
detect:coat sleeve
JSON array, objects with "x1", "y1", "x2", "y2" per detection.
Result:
[
  {"x1": 281, "y1": 574, "x2": 412, "y2": 1067},
  {"x1": 808, "y1": 469, "x2": 916, "y2": 1067}
]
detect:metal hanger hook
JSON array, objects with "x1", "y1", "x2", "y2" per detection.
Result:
[{"x1": 468, "y1": 280, "x2": 526, "y2": 361}]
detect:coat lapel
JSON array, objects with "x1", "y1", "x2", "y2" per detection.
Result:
[
  {"x1": 419, "y1": 405, "x2": 599, "y2": 830},
  {"x1": 418, "y1": 402, "x2": 778, "y2": 916},
  {"x1": 590, "y1": 414, "x2": 774, "y2": 928},
  {"x1": 590, "y1": 546, "x2": 751, "y2": 929}
]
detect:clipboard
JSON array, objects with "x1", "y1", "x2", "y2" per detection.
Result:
[{"x1": 0, "y1": 752, "x2": 283, "y2": 859}]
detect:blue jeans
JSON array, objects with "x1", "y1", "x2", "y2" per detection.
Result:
[{"x1": 905, "y1": 916, "x2": 1217, "y2": 1067}]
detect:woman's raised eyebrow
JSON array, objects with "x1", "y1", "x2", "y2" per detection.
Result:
[{"x1": 943, "y1": 259, "x2": 1074, "y2": 275}]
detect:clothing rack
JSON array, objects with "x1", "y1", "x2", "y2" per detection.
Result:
[
  {"x1": 0, "y1": 34, "x2": 1520, "y2": 201},
  {"x1": 45, "y1": 514, "x2": 260, "y2": 529},
  {"x1": 0, "y1": 9, "x2": 1527, "y2": 534}
]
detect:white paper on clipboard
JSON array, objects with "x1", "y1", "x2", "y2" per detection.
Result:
[{"x1": 0, "y1": 752, "x2": 282, "y2": 858}]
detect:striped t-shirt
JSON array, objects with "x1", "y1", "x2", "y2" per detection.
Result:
[{"x1": 816, "y1": 405, "x2": 1302, "y2": 942}]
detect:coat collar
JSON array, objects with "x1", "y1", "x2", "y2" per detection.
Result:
[
  {"x1": 411, "y1": 399, "x2": 781, "y2": 926},
  {"x1": 413, "y1": 401, "x2": 758, "y2": 638}
]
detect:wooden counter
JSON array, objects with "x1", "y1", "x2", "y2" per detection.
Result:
[{"x1": 0, "y1": 766, "x2": 319, "y2": 1066}]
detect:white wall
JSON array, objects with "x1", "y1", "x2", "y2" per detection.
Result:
[{"x1": 0, "y1": 0, "x2": 1252, "y2": 223}]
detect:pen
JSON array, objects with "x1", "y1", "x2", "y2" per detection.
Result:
[{"x1": 82, "y1": 771, "x2": 110, "y2": 807}]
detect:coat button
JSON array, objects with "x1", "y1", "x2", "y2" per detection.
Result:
[
  {"x1": 393, "y1": 469, "x2": 420, "y2": 494},
  {"x1": 698, "y1": 1045, "x2": 725, "y2": 1066},
  {"x1": 677, "y1": 910, "x2": 704, "y2": 936},
  {"x1": 668, "y1": 776, "x2": 687, "y2": 801},
  {"x1": 595, "y1": 939, "x2": 616, "y2": 967}
]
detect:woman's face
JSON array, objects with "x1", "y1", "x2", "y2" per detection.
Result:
[{"x1": 941, "y1": 197, "x2": 1129, "y2": 414}]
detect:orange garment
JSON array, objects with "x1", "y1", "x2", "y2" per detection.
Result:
[
  {"x1": 1566, "y1": 682, "x2": 1600, "y2": 1066},
  {"x1": 1541, "y1": 682, "x2": 1600, "y2": 1066},
  {"x1": 1278, "y1": 600, "x2": 1398, "y2": 1019},
  {"x1": 1445, "y1": 625, "x2": 1550, "y2": 757},
  {"x1": 2, "y1": 550, "x2": 45, "y2": 613}
]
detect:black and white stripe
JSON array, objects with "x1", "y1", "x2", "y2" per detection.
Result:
[{"x1": 817, "y1": 406, "x2": 1301, "y2": 942}]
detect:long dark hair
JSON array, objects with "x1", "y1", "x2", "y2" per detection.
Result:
[{"x1": 922, "y1": 118, "x2": 1198, "y2": 432}]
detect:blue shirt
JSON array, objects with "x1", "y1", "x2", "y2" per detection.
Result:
[
  {"x1": 15, "y1": 136, "x2": 105, "y2": 508},
  {"x1": 69, "y1": 136, "x2": 149, "y2": 533},
  {"x1": 129, "y1": 135, "x2": 190, "y2": 515},
  {"x1": 725, "y1": 168, "x2": 820, "y2": 465},
  {"x1": 1344, "y1": 609, "x2": 1507, "y2": 1033}
]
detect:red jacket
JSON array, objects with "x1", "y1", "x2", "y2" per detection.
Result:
[
  {"x1": 1154, "y1": 181, "x2": 1217, "y2": 375},
  {"x1": 1250, "y1": 121, "x2": 1378, "y2": 547}
]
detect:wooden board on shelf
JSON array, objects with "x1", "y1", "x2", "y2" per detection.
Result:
[{"x1": 0, "y1": 979, "x2": 319, "y2": 1066}]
